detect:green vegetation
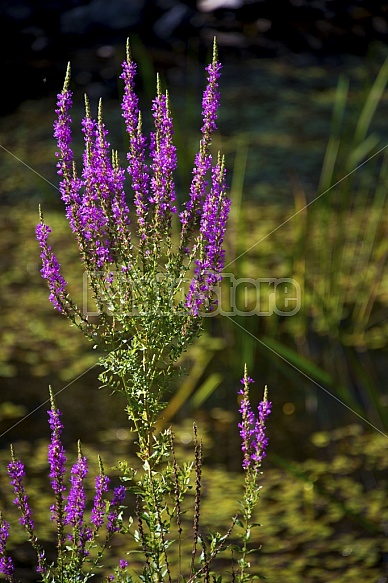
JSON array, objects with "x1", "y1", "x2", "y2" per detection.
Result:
[
  {"x1": 1, "y1": 44, "x2": 388, "y2": 581},
  {"x1": 0, "y1": 424, "x2": 386, "y2": 581}
]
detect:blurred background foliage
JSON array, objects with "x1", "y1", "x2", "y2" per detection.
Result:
[{"x1": 1, "y1": 1, "x2": 388, "y2": 580}]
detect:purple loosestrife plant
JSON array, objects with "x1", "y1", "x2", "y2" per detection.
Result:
[
  {"x1": 0, "y1": 390, "x2": 127, "y2": 582},
  {"x1": 36, "y1": 38, "x2": 229, "y2": 441},
  {"x1": 237, "y1": 365, "x2": 272, "y2": 582},
  {"x1": 35, "y1": 41, "x2": 230, "y2": 580},
  {"x1": 30, "y1": 39, "x2": 273, "y2": 582}
]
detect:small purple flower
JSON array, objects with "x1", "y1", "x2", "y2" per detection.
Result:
[
  {"x1": 240, "y1": 376, "x2": 255, "y2": 386},
  {"x1": 0, "y1": 516, "x2": 15, "y2": 579},
  {"x1": 7, "y1": 450, "x2": 47, "y2": 575},
  {"x1": 119, "y1": 559, "x2": 128, "y2": 569},
  {"x1": 111, "y1": 150, "x2": 132, "y2": 258},
  {"x1": 36, "y1": 551, "x2": 47, "y2": 574},
  {"x1": 48, "y1": 403, "x2": 66, "y2": 495},
  {"x1": 238, "y1": 370, "x2": 271, "y2": 470},
  {"x1": 107, "y1": 485, "x2": 126, "y2": 534},
  {"x1": 76, "y1": 99, "x2": 132, "y2": 270}
]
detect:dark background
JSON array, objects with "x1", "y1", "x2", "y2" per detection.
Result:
[{"x1": 1, "y1": 0, "x2": 387, "y2": 115}]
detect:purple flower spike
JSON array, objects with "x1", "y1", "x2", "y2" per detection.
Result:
[
  {"x1": 54, "y1": 64, "x2": 74, "y2": 192},
  {"x1": 107, "y1": 485, "x2": 126, "y2": 534},
  {"x1": 186, "y1": 154, "x2": 230, "y2": 316},
  {"x1": 201, "y1": 56, "x2": 222, "y2": 146},
  {"x1": 8, "y1": 452, "x2": 35, "y2": 534},
  {"x1": 94, "y1": 110, "x2": 131, "y2": 260},
  {"x1": 149, "y1": 85, "x2": 177, "y2": 241},
  {"x1": 54, "y1": 64, "x2": 84, "y2": 238},
  {"x1": 111, "y1": 149, "x2": 132, "y2": 259},
  {"x1": 120, "y1": 41, "x2": 149, "y2": 243},
  {"x1": 79, "y1": 102, "x2": 114, "y2": 269},
  {"x1": 180, "y1": 39, "x2": 223, "y2": 245},
  {"x1": 91, "y1": 465, "x2": 110, "y2": 530},
  {"x1": 47, "y1": 391, "x2": 67, "y2": 522},
  {"x1": 238, "y1": 369, "x2": 271, "y2": 470},
  {"x1": 0, "y1": 516, "x2": 15, "y2": 579},
  {"x1": 36, "y1": 217, "x2": 69, "y2": 314},
  {"x1": 64, "y1": 448, "x2": 88, "y2": 528}
]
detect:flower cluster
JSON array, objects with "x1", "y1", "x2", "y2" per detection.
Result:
[
  {"x1": 0, "y1": 390, "x2": 127, "y2": 581},
  {"x1": 238, "y1": 368, "x2": 272, "y2": 471},
  {"x1": 106, "y1": 558, "x2": 129, "y2": 582},
  {"x1": 36, "y1": 38, "x2": 229, "y2": 331}
]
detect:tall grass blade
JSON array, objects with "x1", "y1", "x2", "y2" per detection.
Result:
[
  {"x1": 353, "y1": 56, "x2": 388, "y2": 146},
  {"x1": 318, "y1": 75, "x2": 348, "y2": 196},
  {"x1": 190, "y1": 373, "x2": 223, "y2": 409},
  {"x1": 261, "y1": 336, "x2": 364, "y2": 414},
  {"x1": 346, "y1": 132, "x2": 381, "y2": 171}
]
